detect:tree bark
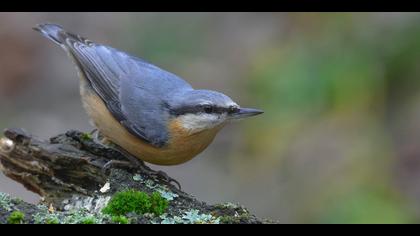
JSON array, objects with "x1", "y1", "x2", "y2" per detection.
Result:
[{"x1": 0, "y1": 128, "x2": 269, "y2": 224}]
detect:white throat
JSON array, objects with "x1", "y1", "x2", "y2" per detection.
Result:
[{"x1": 178, "y1": 113, "x2": 227, "y2": 133}]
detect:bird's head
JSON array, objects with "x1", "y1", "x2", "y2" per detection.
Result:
[{"x1": 169, "y1": 89, "x2": 263, "y2": 134}]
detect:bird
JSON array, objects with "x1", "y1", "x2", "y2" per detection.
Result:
[{"x1": 33, "y1": 23, "x2": 263, "y2": 183}]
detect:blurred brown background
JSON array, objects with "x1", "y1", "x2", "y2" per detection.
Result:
[{"x1": 2, "y1": 12, "x2": 420, "y2": 223}]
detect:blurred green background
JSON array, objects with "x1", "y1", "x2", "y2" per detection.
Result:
[{"x1": 1, "y1": 12, "x2": 420, "y2": 223}]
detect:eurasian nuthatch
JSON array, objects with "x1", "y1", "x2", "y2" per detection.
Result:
[{"x1": 34, "y1": 23, "x2": 263, "y2": 166}]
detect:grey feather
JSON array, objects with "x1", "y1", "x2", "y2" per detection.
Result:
[
  {"x1": 34, "y1": 23, "x2": 192, "y2": 147},
  {"x1": 34, "y1": 23, "x2": 242, "y2": 148}
]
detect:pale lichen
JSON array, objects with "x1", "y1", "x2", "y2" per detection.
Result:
[
  {"x1": 218, "y1": 202, "x2": 241, "y2": 209},
  {"x1": 33, "y1": 205, "x2": 108, "y2": 224},
  {"x1": 63, "y1": 195, "x2": 111, "y2": 214},
  {"x1": 141, "y1": 178, "x2": 178, "y2": 201},
  {"x1": 157, "y1": 209, "x2": 220, "y2": 224},
  {"x1": 33, "y1": 205, "x2": 61, "y2": 224},
  {"x1": 0, "y1": 192, "x2": 13, "y2": 212},
  {"x1": 181, "y1": 209, "x2": 220, "y2": 224},
  {"x1": 132, "y1": 174, "x2": 143, "y2": 182}
]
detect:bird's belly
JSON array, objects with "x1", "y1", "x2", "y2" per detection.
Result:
[{"x1": 80, "y1": 80, "x2": 222, "y2": 165}]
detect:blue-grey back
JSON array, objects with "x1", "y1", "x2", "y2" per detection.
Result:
[{"x1": 34, "y1": 23, "x2": 192, "y2": 147}]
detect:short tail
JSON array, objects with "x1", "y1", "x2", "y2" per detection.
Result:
[{"x1": 33, "y1": 23, "x2": 67, "y2": 46}]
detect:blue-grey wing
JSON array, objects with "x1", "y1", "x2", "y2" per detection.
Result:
[
  {"x1": 35, "y1": 24, "x2": 192, "y2": 146},
  {"x1": 119, "y1": 57, "x2": 194, "y2": 147}
]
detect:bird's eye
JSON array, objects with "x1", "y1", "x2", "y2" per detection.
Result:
[
  {"x1": 203, "y1": 105, "x2": 213, "y2": 114},
  {"x1": 228, "y1": 106, "x2": 238, "y2": 114}
]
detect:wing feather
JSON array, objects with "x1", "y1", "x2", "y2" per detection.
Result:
[{"x1": 34, "y1": 23, "x2": 195, "y2": 146}]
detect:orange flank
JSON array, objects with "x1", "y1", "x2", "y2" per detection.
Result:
[{"x1": 80, "y1": 78, "x2": 224, "y2": 165}]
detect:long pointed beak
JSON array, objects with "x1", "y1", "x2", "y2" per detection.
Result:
[{"x1": 230, "y1": 107, "x2": 264, "y2": 119}]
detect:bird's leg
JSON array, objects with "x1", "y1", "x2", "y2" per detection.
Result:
[
  {"x1": 90, "y1": 129, "x2": 110, "y2": 147},
  {"x1": 100, "y1": 143, "x2": 181, "y2": 190},
  {"x1": 89, "y1": 128, "x2": 98, "y2": 135},
  {"x1": 88, "y1": 129, "x2": 135, "y2": 175},
  {"x1": 87, "y1": 129, "x2": 181, "y2": 189},
  {"x1": 114, "y1": 147, "x2": 181, "y2": 190},
  {"x1": 90, "y1": 128, "x2": 109, "y2": 144}
]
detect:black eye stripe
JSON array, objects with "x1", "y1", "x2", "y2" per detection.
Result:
[
  {"x1": 170, "y1": 105, "x2": 237, "y2": 116},
  {"x1": 203, "y1": 105, "x2": 213, "y2": 113}
]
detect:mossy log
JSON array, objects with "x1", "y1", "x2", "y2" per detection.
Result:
[{"x1": 0, "y1": 128, "x2": 268, "y2": 224}]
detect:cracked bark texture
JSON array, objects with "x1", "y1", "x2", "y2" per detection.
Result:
[{"x1": 0, "y1": 128, "x2": 269, "y2": 224}]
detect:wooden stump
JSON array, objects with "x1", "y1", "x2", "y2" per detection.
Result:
[{"x1": 0, "y1": 128, "x2": 268, "y2": 224}]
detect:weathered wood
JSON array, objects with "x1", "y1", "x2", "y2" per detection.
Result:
[
  {"x1": 0, "y1": 128, "x2": 268, "y2": 224},
  {"x1": 1, "y1": 128, "x2": 110, "y2": 204}
]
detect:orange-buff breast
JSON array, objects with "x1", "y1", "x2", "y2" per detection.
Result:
[{"x1": 81, "y1": 84, "x2": 224, "y2": 165}]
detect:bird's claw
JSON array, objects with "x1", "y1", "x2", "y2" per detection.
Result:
[
  {"x1": 149, "y1": 170, "x2": 182, "y2": 190},
  {"x1": 100, "y1": 150, "x2": 182, "y2": 190},
  {"x1": 91, "y1": 131, "x2": 182, "y2": 190}
]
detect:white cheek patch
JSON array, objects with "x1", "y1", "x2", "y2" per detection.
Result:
[{"x1": 178, "y1": 113, "x2": 227, "y2": 133}]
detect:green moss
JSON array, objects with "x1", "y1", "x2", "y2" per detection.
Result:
[
  {"x1": 7, "y1": 211, "x2": 25, "y2": 224},
  {"x1": 45, "y1": 217, "x2": 60, "y2": 224},
  {"x1": 111, "y1": 215, "x2": 130, "y2": 224},
  {"x1": 81, "y1": 133, "x2": 93, "y2": 141},
  {"x1": 81, "y1": 217, "x2": 96, "y2": 224},
  {"x1": 149, "y1": 192, "x2": 169, "y2": 215},
  {"x1": 102, "y1": 189, "x2": 168, "y2": 217}
]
